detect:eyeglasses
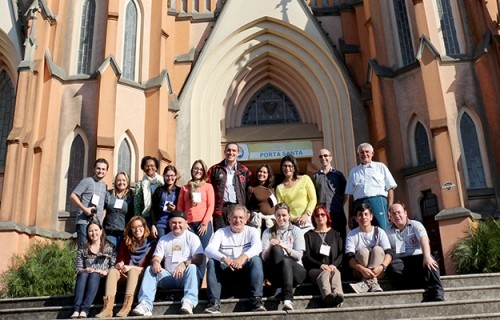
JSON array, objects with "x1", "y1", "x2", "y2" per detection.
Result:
[
  {"x1": 192, "y1": 167, "x2": 204, "y2": 172},
  {"x1": 314, "y1": 213, "x2": 327, "y2": 218},
  {"x1": 318, "y1": 154, "x2": 330, "y2": 158},
  {"x1": 131, "y1": 225, "x2": 144, "y2": 230},
  {"x1": 282, "y1": 164, "x2": 294, "y2": 168}
]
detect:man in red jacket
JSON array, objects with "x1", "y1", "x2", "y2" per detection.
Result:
[{"x1": 208, "y1": 142, "x2": 251, "y2": 231}]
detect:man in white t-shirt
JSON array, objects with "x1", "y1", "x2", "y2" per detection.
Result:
[
  {"x1": 386, "y1": 202, "x2": 444, "y2": 302},
  {"x1": 132, "y1": 211, "x2": 204, "y2": 316},
  {"x1": 345, "y1": 203, "x2": 392, "y2": 293},
  {"x1": 204, "y1": 205, "x2": 265, "y2": 313}
]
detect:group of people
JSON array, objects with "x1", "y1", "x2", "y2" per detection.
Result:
[{"x1": 67, "y1": 142, "x2": 444, "y2": 318}]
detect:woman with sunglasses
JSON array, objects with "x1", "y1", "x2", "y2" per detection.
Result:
[
  {"x1": 261, "y1": 203, "x2": 306, "y2": 311},
  {"x1": 96, "y1": 216, "x2": 156, "y2": 318},
  {"x1": 303, "y1": 205, "x2": 344, "y2": 308}
]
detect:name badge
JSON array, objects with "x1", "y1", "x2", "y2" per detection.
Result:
[
  {"x1": 114, "y1": 199, "x2": 124, "y2": 209},
  {"x1": 91, "y1": 194, "x2": 100, "y2": 206},
  {"x1": 320, "y1": 244, "x2": 331, "y2": 256},
  {"x1": 192, "y1": 192, "x2": 202, "y2": 203},
  {"x1": 269, "y1": 194, "x2": 278, "y2": 206},
  {"x1": 163, "y1": 201, "x2": 171, "y2": 212}
]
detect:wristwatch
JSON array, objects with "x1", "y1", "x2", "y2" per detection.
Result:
[{"x1": 381, "y1": 264, "x2": 387, "y2": 272}]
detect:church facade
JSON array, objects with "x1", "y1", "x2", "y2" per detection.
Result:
[{"x1": 0, "y1": 0, "x2": 499, "y2": 272}]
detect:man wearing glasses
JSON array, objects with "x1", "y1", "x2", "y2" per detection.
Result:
[{"x1": 312, "y1": 148, "x2": 347, "y2": 241}]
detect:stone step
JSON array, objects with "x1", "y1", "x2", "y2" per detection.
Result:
[
  {"x1": 1, "y1": 285, "x2": 499, "y2": 319},
  {"x1": 1, "y1": 272, "x2": 498, "y2": 310},
  {"x1": 1, "y1": 298, "x2": 499, "y2": 320}
]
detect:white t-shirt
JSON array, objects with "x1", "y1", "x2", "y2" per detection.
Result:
[
  {"x1": 154, "y1": 231, "x2": 203, "y2": 273},
  {"x1": 205, "y1": 225, "x2": 262, "y2": 261},
  {"x1": 345, "y1": 226, "x2": 391, "y2": 254},
  {"x1": 386, "y1": 219, "x2": 428, "y2": 258}
]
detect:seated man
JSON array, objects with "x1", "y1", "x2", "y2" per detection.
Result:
[
  {"x1": 132, "y1": 211, "x2": 204, "y2": 316},
  {"x1": 204, "y1": 205, "x2": 265, "y2": 313},
  {"x1": 345, "y1": 203, "x2": 392, "y2": 293},
  {"x1": 387, "y1": 202, "x2": 445, "y2": 302}
]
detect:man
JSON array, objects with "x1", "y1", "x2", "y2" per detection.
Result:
[
  {"x1": 132, "y1": 211, "x2": 204, "y2": 316},
  {"x1": 312, "y1": 148, "x2": 347, "y2": 240},
  {"x1": 208, "y1": 142, "x2": 251, "y2": 231},
  {"x1": 345, "y1": 204, "x2": 392, "y2": 293},
  {"x1": 345, "y1": 142, "x2": 397, "y2": 230},
  {"x1": 70, "y1": 158, "x2": 109, "y2": 248},
  {"x1": 204, "y1": 205, "x2": 265, "y2": 313},
  {"x1": 387, "y1": 202, "x2": 445, "y2": 302}
]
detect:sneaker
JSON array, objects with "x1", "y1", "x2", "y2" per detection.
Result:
[
  {"x1": 367, "y1": 278, "x2": 383, "y2": 292},
  {"x1": 282, "y1": 299, "x2": 294, "y2": 311},
  {"x1": 252, "y1": 300, "x2": 267, "y2": 312},
  {"x1": 204, "y1": 302, "x2": 221, "y2": 314},
  {"x1": 180, "y1": 300, "x2": 194, "y2": 315},
  {"x1": 349, "y1": 280, "x2": 369, "y2": 293},
  {"x1": 131, "y1": 301, "x2": 153, "y2": 316},
  {"x1": 325, "y1": 292, "x2": 344, "y2": 307}
]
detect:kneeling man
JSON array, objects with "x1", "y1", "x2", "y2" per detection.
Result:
[
  {"x1": 132, "y1": 210, "x2": 203, "y2": 316},
  {"x1": 204, "y1": 205, "x2": 265, "y2": 313},
  {"x1": 387, "y1": 202, "x2": 444, "y2": 302}
]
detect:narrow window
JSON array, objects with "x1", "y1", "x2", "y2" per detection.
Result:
[
  {"x1": 414, "y1": 122, "x2": 432, "y2": 165},
  {"x1": 118, "y1": 139, "x2": 132, "y2": 178},
  {"x1": 460, "y1": 113, "x2": 486, "y2": 189},
  {"x1": 65, "y1": 135, "x2": 85, "y2": 212},
  {"x1": 123, "y1": 1, "x2": 138, "y2": 80},
  {"x1": 0, "y1": 71, "x2": 15, "y2": 167},
  {"x1": 437, "y1": 0, "x2": 460, "y2": 55},
  {"x1": 77, "y1": 0, "x2": 96, "y2": 74},
  {"x1": 393, "y1": 0, "x2": 414, "y2": 66}
]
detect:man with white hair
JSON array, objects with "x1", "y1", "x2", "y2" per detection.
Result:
[{"x1": 345, "y1": 143, "x2": 397, "y2": 230}]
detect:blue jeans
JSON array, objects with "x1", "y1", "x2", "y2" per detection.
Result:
[
  {"x1": 157, "y1": 226, "x2": 170, "y2": 238},
  {"x1": 352, "y1": 196, "x2": 389, "y2": 230},
  {"x1": 73, "y1": 271, "x2": 104, "y2": 313},
  {"x1": 206, "y1": 256, "x2": 264, "y2": 304},
  {"x1": 137, "y1": 265, "x2": 201, "y2": 310},
  {"x1": 76, "y1": 223, "x2": 88, "y2": 249}
]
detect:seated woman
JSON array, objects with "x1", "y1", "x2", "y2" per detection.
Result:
[
  {"x1": 276, "y1": 155, "x2": 317, "y2": 233},
  {"x1": 345, "y1": 203, "x2": 392, "y2": 293},
  {"x1": 261, "y1": 203, "x2": 306, "y2": 311},
  {"x1": 303, "y1": 205, "x2": 344, "y2": 307},
  {"x1": 247, "y1": 164, "x2": 276, "y2": 234},
  {"x1": 96, "y1": 216, "x2": 156, "y2": 318},
  {"x1": 152, "y1": 165, "x2": 180, "y2": 238},
  {"x1": 103, "y1": 172, "x2": 134, "y2": 248},
  {"x1": 72, "y1": 220, "x2": 116, "y2": 318}
]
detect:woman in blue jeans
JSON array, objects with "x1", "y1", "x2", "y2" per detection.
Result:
[{"x1": 72, "y1": 220, "x2": 116, "y2": 318}]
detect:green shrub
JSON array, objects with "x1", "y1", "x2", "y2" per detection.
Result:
[
  {"x1": 0, "y1": 240, "x2": 77, "y2": 298},
  {"x1": 450, "y1": 218, "x2": 500, "y2": 274}
]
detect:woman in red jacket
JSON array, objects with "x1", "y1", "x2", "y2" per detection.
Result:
[{"x1": 96, "y1": 216, "x2": 156, "y2": 318}]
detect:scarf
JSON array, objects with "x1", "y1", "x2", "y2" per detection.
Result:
[
  {"x1": 141, "y1": 173, "x2": 164, "y2": 215},
  {"x1": 129, "y1": 239, "x2": 153, "y2": 267},
  {"x1": 188, "y1": 179, "x2": 205, "y2": 205}
]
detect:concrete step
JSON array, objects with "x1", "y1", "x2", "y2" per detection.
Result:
[{"x1": 1, "y1": 298, "x2": 498, "y2": 320}]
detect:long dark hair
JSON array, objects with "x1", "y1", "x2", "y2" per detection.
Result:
[
  {"x1": 84, "y1": 219, "x2": 109, "y2": 253},
  {"x1": 251, "y1": 164, "x2": 274, "y2": 188}
]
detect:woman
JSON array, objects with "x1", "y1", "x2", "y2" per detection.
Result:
[
  {"x1": 261, "y1": 203, "x2": 306, "y2": 311},
  {"x1": 72, "y1": 220, "x2": 116, "y2": 318},
  {"x1": 135, "y1": 156, "x2": 164, "y2": 237},
  {"x1": 275, "y1": 155, "x2": 317, "y2": 232},
  {"x1": 96, "y1": 216, "x2": 156, "y2": 318},
  {"x1": 247, "y1": 164, "x2": 277, "y2": 233},
  {"x1": 177, "y1": 160, "x2": 215, "y2": 249},
  {"x1": 103, "y1": 172, "x2": 134, "y2": 248},
  {"x1": 152, "y1": 165, "x2": 180, "y2": 238},
  {"x1": 303, "y1": 205, "x2": 344, "y2": 307}
]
